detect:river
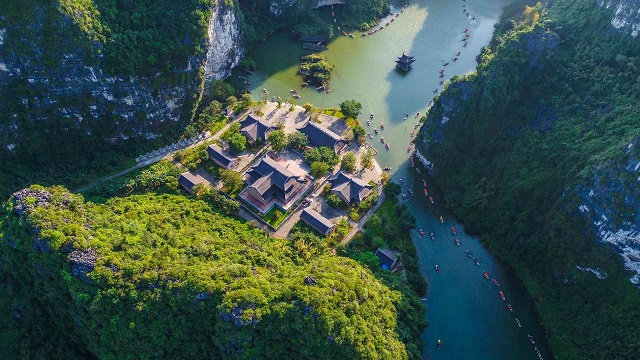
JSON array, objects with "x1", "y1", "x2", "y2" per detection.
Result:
[{"x1": 233, "y1": 0, "x2": 550, "y2": 358}]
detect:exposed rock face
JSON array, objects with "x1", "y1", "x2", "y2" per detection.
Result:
[
  {"x1": 69, "y1": 248, "x2": 97, "y2": 283},
  {"x1": 597, "y1": 0, "x2": 640, "y2": 36},
  {"x1": 574, "y1": 141, "x2": 640, "y2": 284},
  {"x1": 0, "y1": 2, "x2": 245, "y2": 149},
  {"x1": 204, "y1": 2, "x2": 245, "y2": 81},
  {"x1": 0, "y1": 7, "x2": 201, "y2": 144},
  {"x1": 11, "y1": 188, "x2": 53, "y2": 216}
]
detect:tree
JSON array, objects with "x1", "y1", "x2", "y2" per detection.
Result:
[
  {"x1": 226, "y1": 96, "x2": 237, "y2": 107},
  {"x1": 339, "y1": 100, "x2": 362, "y2": 119},
  {"x1": 287, "y1": 131, "x2": 308, "y2": 150},
  {"x1": 241, "y1": 93, "x2": 254, "y2": 107},
  {"x1": 326, "y1": 194, "x2": 343, "y2": 208},
  {"x1": 219, "y1": 169, "x2": 245, "y2": 194},
  {"x1": 353, "y1": 123, "x2": 366, "y2": 146},
  {"x1": 310, "y1": 162, "x2": 329, "y2": 178},
  {"x1": 227, "y1": 133, "x2": 246, "y2": 152},
  {"x1": 384, "y1": 182, "x2": 401, "y2": 198},
  {"x1": 267, "y1": 130, "x2": 287, "y2": 152},
  {"x1": 304, "y1": 146, "x2": 339, "y2": 166},
  {"x1": 303, "y1": 103, "x2": 315, "y2": 113},
  {"x1": 360, "y1": 148, "x2": 375, "y2": 169},
  {"x1": 341, "y1": 152, "x2": 357, "y2": 173}
]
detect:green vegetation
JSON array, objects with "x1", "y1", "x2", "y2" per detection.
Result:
[
  {"x1": 340, "y1": 152, "x2": 357, "y2": 173},
  {"x1": 287, "y1": 131, "x2": 309, "y2": 150},
  {"x1": 360, "y1": 148, "x2": 375, "y2": 169},
  {"x1": 418, "y1": 1, "x2": 640, "y2": 358},
  {"x1": 263, "y1": 206, "x2": 288, "y2": 228},
  {"x1": 343, "y1": 0, "x2": 391, "y2": 30},
  {"x1": 299, "y1": 54, "x2": 335, "y2": 87},
  {"x1": 218, "y1": 169, "x2": 245, "y2": 196},
  {"x1": 339, "y1": 100, "x2": 363, "y2": 120},
  {"x1": 267, "y1": 129, "x2": 288, "y2": 152},
  {"x1": 340, "y1": 196, "x2": 427, "y2": 359},
  {"x1": 304, "y1": 146, "x2": 339, "y2": 167},
  {"x1": 326, "y1": 194, "x2": 344, "y2": 209},
  {"x1": 0, "y1": 186, "x2": 419, "y2": 359},
  {"x1": 310, "y1": 162, "x2": 330, "y2": 178}
]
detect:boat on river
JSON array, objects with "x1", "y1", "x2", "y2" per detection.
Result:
[
  {"x1": 429, "y1": 196, "x2": 434, "y2": 204},
  {"x1": 302, "y1": 43, "x2": 328, "y2": 51},
  {"x1": 492, "y1": 278, "x2": 500, "y2": 287},
  {"x1": 420, "y1": 229, "x2": 425, "y2": 237},
  {"x1": 435, "y1": 264, "x2": 441, "y2": 273},
  {"x1": 430, "y1": 232, "x2": 435, "y2": 240},
  {"x1": 455, "y1": 238, "x2": 461, "y2": 246},
  {"x1": 483, "y1": 271, "x2": 489, "y2": 279},
  {"x1": 500, "y1": 291, "x2": 506, "y2": 300}
]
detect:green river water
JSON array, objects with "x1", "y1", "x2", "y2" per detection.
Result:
[{"x1": 233, "y1": 0, "x2": 551, "y2": 358}]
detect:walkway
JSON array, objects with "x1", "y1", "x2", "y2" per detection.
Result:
[
  {"x1": 75, "y1": 110, "x2": 249, "y2": 193},
  {"x1": 341, "y1": 191, "x2": 386, "y2": 244}
]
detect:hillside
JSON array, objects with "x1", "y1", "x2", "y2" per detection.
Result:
[
  {"x1": 0, "y1": 185, "x2": 423, "y2": 359},
  {"x1": 416, "y1": 0, "x2": 640, "y2": 358}
]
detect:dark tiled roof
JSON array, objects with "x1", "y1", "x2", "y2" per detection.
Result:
[
  {"x1": 178, "y1": 172, "x2": 203, "y2": 191},
  {"x1": 375, "y1": 248, "x2": 398, "y2": 269},
  {"x1": 329, "y1": 171, "x2": 373, "y2": 204},
  {"x1": 300, "y1": 208, "x2": 334, "y2": 235},
  {"x1": 207, "y1": 144, "x2": 237, "y2": 168},
  {"x1": 240, "y1": 114, "x2": 275, "y2": 143},
  {"x1": 247, "y1": 157, "x2": 305, "y2": 203},
  {"x1": 299, "y1": 121, "x2": 347, "y2": 152},
  {"x1": 396, "y1": 52, "x2": 415, "y2": 64}
]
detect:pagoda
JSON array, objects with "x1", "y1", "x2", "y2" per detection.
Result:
[{"x1": 395, "y1": 52, "x2": 415, "y2": 71}]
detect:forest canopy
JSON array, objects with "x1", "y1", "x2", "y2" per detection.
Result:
[{"x1": 0, "y1": 186, "x2": 414, "y2": 359}]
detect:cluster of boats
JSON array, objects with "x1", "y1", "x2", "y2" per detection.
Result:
[
  {"x1": 361, "y1": 1, "x2": 412, "y2": 37},
  {"x1": 366, "y1": 113, "x2": 391, "y2": 150},
  {"x1": 432, "y1": 28, "x2": 471, "y2": 95}
]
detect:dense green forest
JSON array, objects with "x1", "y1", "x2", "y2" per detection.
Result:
[
  {"x1": 0, "y1": 185, "x2": 422, "y2": 359},
  {"x1": 418, "y1": 1, "x2": 640, "y2": 358}
]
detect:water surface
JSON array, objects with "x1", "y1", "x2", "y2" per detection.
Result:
[{"x1": 235, "y1": 0, "x2": 550, "y2": 358}]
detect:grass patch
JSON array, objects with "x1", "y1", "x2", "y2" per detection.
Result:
[{"x1": 263, "y1": 206, "x2": 289, "y2": 228}]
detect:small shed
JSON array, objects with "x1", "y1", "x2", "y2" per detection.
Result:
[
  {"x1": 178, "y1": 172, "x2": 204, "y2": 193},
  {"x1": 300, "y1": 208, "x2": 335, "y2": 236},
  {"x1": 375, "y1": 248, "x2": 399, "y2": 270}
]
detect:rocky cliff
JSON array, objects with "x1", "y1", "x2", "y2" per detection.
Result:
[
  {"x1": 0, "y1": 1, "x2": 243, "y2": 149},
  {"x1": 597, "y1": 0, "x2": 640, "y2": 36},
  {"x1": 204, "y1": 2, "x2": 244, "y2": 81}
]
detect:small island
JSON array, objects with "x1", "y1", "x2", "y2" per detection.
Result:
[{"x1": 299, "y1": 54, "x2": 335, "y2": 90}]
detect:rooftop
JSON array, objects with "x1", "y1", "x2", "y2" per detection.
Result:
[
  {"x1": 329, "y1": 171, "x2": 374, "y2": 204},
  {"x1": 300, "y1": 208, "x2": 334, "y2": 235},
  {"x1": 299, "y1": 120, "x2": 347, "y2": 153}
]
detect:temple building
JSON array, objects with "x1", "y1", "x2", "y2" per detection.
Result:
[{"x1": 395, "y1": 52, "x2": 415, "y2": 71}]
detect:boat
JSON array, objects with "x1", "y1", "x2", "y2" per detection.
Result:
[
  {"x1": 423, "y1": 180, "x2": 427, "y2": 187},
  {"x1": 383, "y1": 167, "x2": 391, "y2": 171},
  {"x1": 368, "y1": 133, "x2": 373, "y2": 139},
  {"x1": 456, "y1": 51, "x2": 461, "y2": 56},
  {"x1": 374, "y1": 128, "x2": 379, "y2": 134},
  {"x1": 453, "y1": 57, "x2": 458, "y2": 62},
  {"x1": 349, "y1": 33, "x2": 355, "y2": 38},
  {"x1": 507, "y1": 304, "x2": 513, "y2": 312},
  {"x1": 402, "y1": 193, "x2": 407, "y2": 199},
  {"x1": 407, "y1": 146, "x2": 412, "y2": 152},
  {"x1": 380, "y1": 124, "x2": 385, "y2": 129},
  {"x1": 370, "y1": 113, "x2": 374, "y2": 119},
  {"x1": 483, "y1": 271, "x2": 490, "y2": 280},
  {"x1": 429, "y1": 197, "x2": 434, "y2": 204},
  {"x1": 408, "y1": 189, "x2": 413, "y2": 196},
  {"x1": 302, "y1": 43, "x2": 328, "y2": 51},
  {"x1": 464, "y1": 28, "x2": 468, "y2": 33},
  {"x1": 516, "y1": 318, "x2": 522, "y2": 328},
  {"x1": 436, "y1": 339, "x2": 441, "y2": 350},
  {"x1": 433, "y1": 88, "x2": 439, "y2": 94},
  {"x1": 420, "y1": 229, "x2": 425, "y2": 237},
  {"x1": 439, "y1": 73, "x2": 444, "y2": 78},
  {"x1": 430, "y1": 232, "x2": 435, "y2": 240},
  {"x1": 439, "y1": 216, "x2": 444, "y2": 223},
  {"x1": 451, "y1": 227, "x2": 456, "y2": 234},
  {"x1": 500, "y1": 291, "x2": 506, "y2": 300},
  {"x1": 528, "y1": 334, "x2": 535, "y2": 344},
  {"x1": 380, "y1": 137, "x2": 385, "y2": 143},
  {"x1": 474, "y1": 258, "x2": 480, "y2": 266},
  {"x1": 262, "y1": 88, "x2": 268, "y2": 93},
  {"x1": 293, "y1": 94, "x2": 300, "y2": 99},
  {"x1": 439, "y1": 69, "x2": 444, "y2": 73},
  {"x1": 290, "y1": 89, "x2": 298, "y2": 93},
  {"x1": 421, "y1": 297, "x2": 428, "y2": 302},
  {"x1": 454, "y1": 238, "x2": 461, "y2": 246},
  {"x1": 435, "y1": 265, "x2": 440, "y2": 273},
  {"x1": 385, "y1": 143, "x2": 390, "y2": 150},
  {"x1": 316, "y1": 85, "x2": 325, "y2": 92},
  {"x1": 245, "y1": 81, "x2": 252, "y2": 85},
  {"x1": 463, "y1": 42, "x2": 468, "y2": 47},
  {"x1": 301, "y1": 82, "x2": 308, "y2": 87},
  {"x1": 492, "y1": 279, "x2": 500, "y2": 287},
  {"x1": 342, "y1": 31, "x2": 348, "y2": 36},
  {"x1": 466, "y1": 250, "x2": 473, "y2": 257},
  {"x1": 443, "y1": 62, "x2": 449, "y2": 66}
]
